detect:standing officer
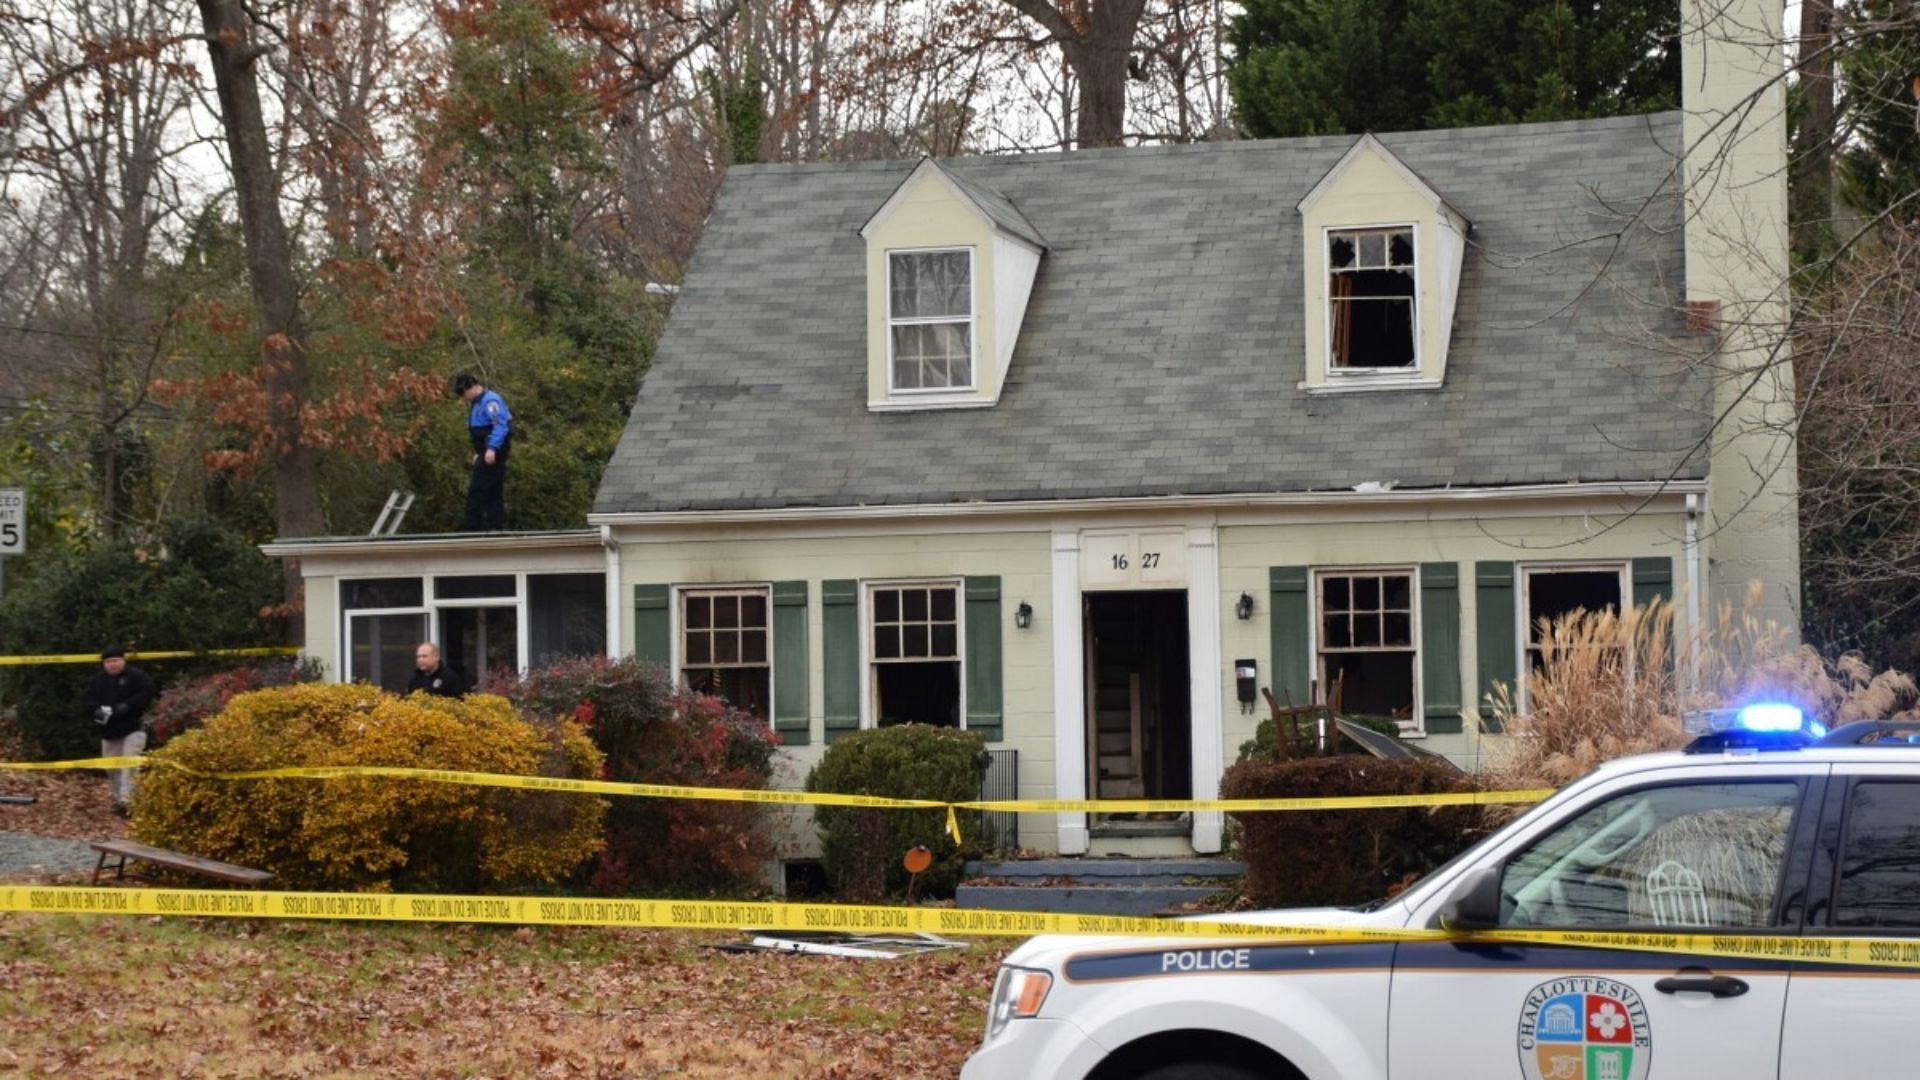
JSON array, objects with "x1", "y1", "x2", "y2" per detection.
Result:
[
  {"x1": 453, "y1": 373, "x2": 512, "y2": 531},
  {"x1": 84, "y1": 646, "x2": 153, "y2": 816}
]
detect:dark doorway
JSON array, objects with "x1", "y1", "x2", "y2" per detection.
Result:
[{"x1": 1084, "y1": 591, "x2": 1192, "y2": 811}]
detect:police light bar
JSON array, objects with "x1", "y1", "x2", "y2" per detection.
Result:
[{"x1": 1683, "y1": 702, "x2": 1823, "y2": 752}]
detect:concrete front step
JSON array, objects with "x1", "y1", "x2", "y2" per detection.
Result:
[
  {"x1": 956, "y1": 883, "x2": 1226, "y2": 917},
  {"x1": 964, "y1": 857, "x2": 1245, "y2": 886}
]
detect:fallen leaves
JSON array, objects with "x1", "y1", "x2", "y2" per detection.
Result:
[{"x1": 0, "y1": 915, "x2": 1015, "y2": 1077}]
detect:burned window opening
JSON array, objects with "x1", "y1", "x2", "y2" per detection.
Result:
[
  {"x1": 871, "y1": 584, "x2": 962, "y2": 728},
  {"x1": 1318, "y1": 571, "x2": 1417, "y2": 723},
  {"x1": 1329, "y1": 228, "x2": 1416, "y2": 370}
]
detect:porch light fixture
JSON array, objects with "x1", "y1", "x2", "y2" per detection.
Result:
[
  {"x1": 1015, "y1": 602, "x2": 1034, "y2": 630},
  {"x1": 1235, "y1": 592, "x2": 1254, "y2": 620}
]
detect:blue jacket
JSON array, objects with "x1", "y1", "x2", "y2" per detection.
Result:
[{"x1": 468, "y1": 389, "x2": 512, "y2": 450}]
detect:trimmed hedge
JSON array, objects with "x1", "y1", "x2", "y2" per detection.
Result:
[
  {"x1": 134, "y1": 683, "x2": 606, "y2": 892},
  {"x1": 805, "y1": 724, "x2": 987, "y2": 900},
  {"x1": 1221, "y1": 756, "x2": 1489, "y2": 908}
]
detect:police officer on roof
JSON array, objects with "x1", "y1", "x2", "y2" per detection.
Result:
[{"x1": 452, "y1": 372, "x2": 512, "y2": 531}]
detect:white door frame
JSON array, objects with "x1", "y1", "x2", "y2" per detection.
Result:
[{"x1": 1051, "y1": 522, "x2": 1225, "y2": 855}]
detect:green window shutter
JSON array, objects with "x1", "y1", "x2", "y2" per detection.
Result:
[
  {"x1": 1269, "y1": 566, "x2": 1312, "y2": 708},
  {"x1": 822, "y1": 579, "x2": 860, "y2": 743},
  {"x1": 633, "y1": 584, "x2": 671, "y2": 666},
  {"x1": 1632, "y1": 557, "x2": 1673, "y2": 609},
  {"x1": 772, "y1": 581, "x2": 810, "y2": 745},
  {"x1": 1420, "y1": 563, "x2": 1464, "y2": 734},
  {"x1": 964, "y1": 576, "x2": 1003, "y2": 743},
  {"x1": 1475, "y1": 562, "x2": 1517, "y2": 733}
]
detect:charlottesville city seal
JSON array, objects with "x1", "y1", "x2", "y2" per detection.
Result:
[{"x1": 1516, "y1": 976, "x2": 1651, "y2": 1080}]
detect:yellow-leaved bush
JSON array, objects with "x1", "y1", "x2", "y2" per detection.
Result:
[{"x1": 133, "y1": 683, "x2": 607, "y2": 891}]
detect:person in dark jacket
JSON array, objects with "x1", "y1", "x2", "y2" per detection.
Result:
[
  {"x1": 453, "y1": 372, "x2": 512, "y2": 531},
  {"x1": 408, "y1": 642, "x2": 469, "y2": 697},
  {"x1": 84, "y1": 646, "x2": 153, "y2": 815}
]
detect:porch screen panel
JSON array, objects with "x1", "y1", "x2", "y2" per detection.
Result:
[{"x1": 529, "y1": 573, "x2": 606, "y2": 666}]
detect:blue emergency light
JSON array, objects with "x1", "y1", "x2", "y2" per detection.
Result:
[{"x1": 1683, "y1": 702, "x2": 1822, "y2": 752}]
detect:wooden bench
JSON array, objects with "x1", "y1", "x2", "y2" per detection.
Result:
[{"x1": 90, "y1": 840, "x2": 274, "y2": 887}]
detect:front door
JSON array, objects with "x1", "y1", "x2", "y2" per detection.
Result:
[
  {"x1": 1392, "y1": 773, "x2": 1811, "y2": 1079},
  {"x1": 1083, "y1": 591, "x2": 1190, "y2": 810}
]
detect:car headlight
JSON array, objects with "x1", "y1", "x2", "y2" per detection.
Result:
[{"x1": 987, "y1": 965, "x2": 1053, "y2": 1039}]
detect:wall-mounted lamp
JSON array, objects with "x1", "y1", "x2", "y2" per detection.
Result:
[
  {"x1": 1015, "y1": 602, "x2": 1034, "y2": 630},
  {"x1": 1235, "y1": 592, "x2": 1255, "y2": 620}
]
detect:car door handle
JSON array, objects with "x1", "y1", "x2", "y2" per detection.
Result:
[{"x1": 1655, "y1": 971, "x2": 1749, "y2": 998}]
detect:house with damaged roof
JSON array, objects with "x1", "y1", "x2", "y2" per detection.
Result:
[{"x1": 266, "y1": 0, "x2": 1798, "y2": 858}]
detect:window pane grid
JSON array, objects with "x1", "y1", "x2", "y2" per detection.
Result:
[
  {"x1": 871, "y1": 585, "x2": 960, "y2": 662},
  {"x1": 888, "y1": 250, "x2": 973, "y2": 391},
  {"x1": 1319, "y1": 573, "x2": 1415, "y2": 652},
  {"x1": 681, "y1": 588, "x2": 770, "y2": 672}
]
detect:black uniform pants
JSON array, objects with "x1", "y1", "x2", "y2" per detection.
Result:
[{"x1": 464, "y1": 436, "x2": 509, "y2": 531}]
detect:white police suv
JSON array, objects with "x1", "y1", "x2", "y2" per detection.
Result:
[{"x1": 964, "y1": 706, "x2": 1920, "y2": 1080}]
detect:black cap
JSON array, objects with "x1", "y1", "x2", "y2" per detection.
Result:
[{"x1": 101, "y1": 645, "x2": 126, "y2": 660}]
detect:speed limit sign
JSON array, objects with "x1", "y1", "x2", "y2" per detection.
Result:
[{"x1": 0, "y1": 488, "x2": 23, "y2": 555}]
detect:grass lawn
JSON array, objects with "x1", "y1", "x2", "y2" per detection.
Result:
[{"x1": 0, "y1": 912, "x2": 1014, "y2": 1077}]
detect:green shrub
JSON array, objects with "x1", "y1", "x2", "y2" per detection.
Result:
[
  {"x1": 144, "y1": 657, "x2": 323, "y2": 748},
  {"x1": 498, "y1": 655, "x2": 780, "y2": 894},
  {"x1": 134, "y1": 683, "x2": 606, "y2": 891},
  {"x1": 0, "y1": 518, "x2": 284, "y2": 758},
  {"x1": 1221, "y1": 756, "x2": 1488, "y2": 908},
  {"x1": 806, "y1": 724, "x2": 987, "y2": 901}
]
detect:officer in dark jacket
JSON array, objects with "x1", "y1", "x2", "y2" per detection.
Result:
[
  {"x1": 453, "y1": 372, "x2": 512, "y2": 531},
  {"x1": 84, "y1": 646, "x2": 153, "y2": 814},
  {"x1": 408, "y1": 642, "x2": 470, "y2": 697}
]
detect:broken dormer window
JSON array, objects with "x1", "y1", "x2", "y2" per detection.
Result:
[
  {"x1": 888, "y1": 249, "x2": 974, "y2": 391},
  {"x1": 1328, "y1": 227, "x2": 1416, "y2": 370}
]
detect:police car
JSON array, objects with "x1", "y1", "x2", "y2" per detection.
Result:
[{"x1": 963, "y1": 706, "x2": 1920, "y2": 1079}]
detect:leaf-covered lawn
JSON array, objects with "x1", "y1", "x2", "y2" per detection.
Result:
[{"x1": 0, "y1": 914, "x2": 1013, "y2": 1077}]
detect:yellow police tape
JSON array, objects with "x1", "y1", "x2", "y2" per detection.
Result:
[
  {"x1": 5, "y1": 884, "x2": 1920, "y2": 972},
  {"x1": 0, "y1": 647, "x2": 300, "y2": 667},
  {"x1": 0, "y1": 757, "x2": 1557, "y2": 846}
]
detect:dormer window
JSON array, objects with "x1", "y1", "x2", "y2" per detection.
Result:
[
  {"x1": 1328, "y1": 227, "x2": 1416, "y2": 371},
  {"x1": 888, "y1": 249, "x2": 975, "y2": 392}
]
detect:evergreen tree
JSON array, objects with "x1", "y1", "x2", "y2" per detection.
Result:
[
  {"x1": 1228, "y1": 0, "x2": 1679, "y2": 139},
  {"x1": 1838, "y1": 1, "x2": 1920, "y2": 220}
]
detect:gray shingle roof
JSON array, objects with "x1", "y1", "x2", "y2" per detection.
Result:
[
  {"x1": 595, "y1": 112, "x2": 1709, "y2": 516},
  {"x1": 929, "y1": 161, "x2": 1049, "y2": 250}
]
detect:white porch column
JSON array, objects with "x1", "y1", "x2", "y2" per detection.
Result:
[
  {"x1": 1051, "y1": 528, "x2": 1088, "y2": 854},
  {"x1": 601, "y1": 524, "x2": 623, "y2": 657},
  {"x1": 1187, "y1": 525, "x2": 1224, "y2": 853}
]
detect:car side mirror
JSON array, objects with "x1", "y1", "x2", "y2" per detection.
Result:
[{"x1": 1437, "y1": 865, "x2": 1503, "y2": 931}]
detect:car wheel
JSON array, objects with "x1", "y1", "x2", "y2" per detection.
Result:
[{"x1": 1129, "y1": 1062, "x2": 1263, "y2": 1080}]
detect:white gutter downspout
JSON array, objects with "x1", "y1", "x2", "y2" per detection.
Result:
[
  {"x1": 1684, "y1": 494, "x2": 1703, "y2": 691},
  {"x1": 601, "y1": 524, "x2": 622, "y2": 658}
]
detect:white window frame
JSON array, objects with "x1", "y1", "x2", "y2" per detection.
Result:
[
  {"x1": 339, "y1": 572, "x2": 606, "y2": 686},
  {"x1": 1517, "y1": 562, "x2": 1631, "y2": 713},
  {"x1": 885, "y1": 246, "x2": 978, "y2": 396},
  {"x1": 672, "y1": 584, "x2": 775, "y2": 724},
  {"x1": 1310, "y1": 566, "x2": 1424, "y2": 735},
  {"x1": 860, "y1": 578, "x2": 967, "y2": 731},
  {"x1": 1322, "y1": 223, "x2": 1420, "y2": 377}
]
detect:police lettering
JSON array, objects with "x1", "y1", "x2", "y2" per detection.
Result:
[{"x1": 1160, "y1": 948, "x2": 1251, "y2": 973}]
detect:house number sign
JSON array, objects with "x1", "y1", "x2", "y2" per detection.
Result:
[{"x1": 1081, "y1": 529, "x2": 1188, "y2": 590}]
